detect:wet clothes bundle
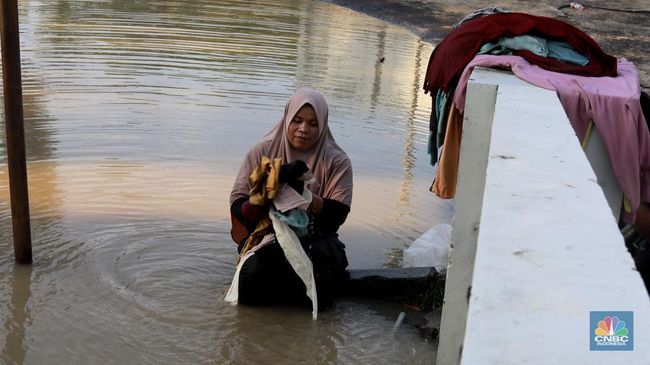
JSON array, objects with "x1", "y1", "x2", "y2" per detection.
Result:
[
  {"x1": 450, "y1": 56, "x2": 650, "y2": 223},
  {"x1": 427, "y1": 34, "x2": 589, "y2": 167},
  {"x1": 478, "y1": 35, "x2": 589, "y2": 66},
  {"x1": 230, "y1": 227, "x2": 349, "y2": 314},
  {"x1": 422, "y1": 12, "x2": 650, "y2": 223},
  {"x1": 227, "y1": 195, "x2": 350, "y2": 317},
  {"x1": 423, "y1": 12, "x2": 618, "y2": 94},
  {"x1": 236, "y1": 156, "x2": 282, "y2": 259},
  {"x1": 424, "y1": 12, "x2": 618, "y2": 167}
]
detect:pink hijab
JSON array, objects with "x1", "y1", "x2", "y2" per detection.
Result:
[{"x1": 230, "y1": 88, "x2": 353, "y2": 207}]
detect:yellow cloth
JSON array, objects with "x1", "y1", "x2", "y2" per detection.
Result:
[
  {"x1": 239, "y1": 156, "x2": 282, "y2": 260},
  {"x1": 238, "y1": 218, "x2": 272, "y2": 261},
  {"x1": 580, "y1": 120, "x2": 595, "y2": 150},
  {"x1": 248, "y1": 156, "x2": 282, "y2": 205}
]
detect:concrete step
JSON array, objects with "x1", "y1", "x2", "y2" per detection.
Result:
[{"x1": 342, "y1": 267, "x2": 444, "y2": 310}]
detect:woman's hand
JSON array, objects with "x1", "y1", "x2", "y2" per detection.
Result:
[{"x1": 279, "y1": 160, "x2": 309, "y2": 194}]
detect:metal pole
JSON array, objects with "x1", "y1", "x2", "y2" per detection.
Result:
[{"x1": 1, "y1": 0, "x2": 32, "y2": 264}]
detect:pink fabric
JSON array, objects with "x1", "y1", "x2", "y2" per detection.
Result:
[
  {"x1": 230, "y1": 88, "x2": 353, "y2": 207},
  {"x1": 453, "y1": 55, "x2": 650, "y2": 223}
]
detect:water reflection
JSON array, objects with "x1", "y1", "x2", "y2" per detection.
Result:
[
  {"x1": 214, "y1": 300, "x2": 434, "y2": 364},
  {"x1": 1, "y1": 265, "x2": 31, "y2": 365},
  {"x1": 399, "y1": 40, "x2": 425, "y2": 208},
  {"x1": 1, "y1": 0, "x2": 451, "y2": 363},
  {"x1": 0, "y1": 55, "x2": 57, "y2": 164},
  {"x1": 370, "y1": 27, "x2": 387, "y2": 112},
  {"x1": 217, "y1": 305, "x2": 340, "y2": 363}
]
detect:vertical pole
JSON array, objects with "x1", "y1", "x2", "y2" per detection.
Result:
[{"x1": 1, "y1": 0, "x2": 32, "y2": 264}]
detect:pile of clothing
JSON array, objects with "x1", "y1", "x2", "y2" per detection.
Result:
[{"x1": 424, "y1": 9, "x2": 650, "y2": 224}]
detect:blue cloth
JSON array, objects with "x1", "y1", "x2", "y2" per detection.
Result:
[
  {"x1": 548, "y1": 40, "x2": 589, "y2": 66},
  {"x1": 479, "y1": 35, "x2": 589, "y2": 66},
  {"x1": 272, "y1": 208, "x2": 309, "y2": 237}
]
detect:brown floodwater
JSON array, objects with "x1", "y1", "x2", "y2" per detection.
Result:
[{"x1": 0, "y1": 0, "x2": 452, "y2": 363}]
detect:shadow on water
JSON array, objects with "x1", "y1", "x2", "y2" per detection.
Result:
[{"x1": 1, "y1": 265, "x2": 32, "y2": 365}]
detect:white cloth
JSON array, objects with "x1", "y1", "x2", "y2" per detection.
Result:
[
  {"x1": 269, "y1": 208, "x2": 318, "y2": 319},
  {"x1": 224, "y1": 185, "x2": 318, "y2": 319},
  {"x1": 224, "y1": 236, "x2": 275, "y2": 303},
  {"x1": 224, "y1": 187, "x2": 318, "y2": 319},
  {"x1": 273, "y1": 183, "x2": 312, "y2": 213}
]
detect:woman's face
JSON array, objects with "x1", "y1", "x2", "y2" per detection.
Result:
[{"x1": 287, "y1": 104, "x2": 319, "y2": 151}]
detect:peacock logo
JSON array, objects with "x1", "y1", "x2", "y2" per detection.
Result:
[{"x1": 594, "y1": 316, "x2": 628, "y2": 337}]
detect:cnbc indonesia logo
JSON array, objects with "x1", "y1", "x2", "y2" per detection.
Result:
[
  {"x1": 590, "y1": 312, "x2": 634, "y2": 351},
  {"x1": 594, "y1": 316, "x2": 628, "y2": 345}
]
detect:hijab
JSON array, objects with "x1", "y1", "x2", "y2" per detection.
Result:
[{"x1": 230, "y1": 88, "x2": 353, "y2": 207}]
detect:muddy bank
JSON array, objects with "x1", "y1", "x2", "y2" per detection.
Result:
[{"x1": 325, "y1": 0, "x2": 650, "y2": 91}]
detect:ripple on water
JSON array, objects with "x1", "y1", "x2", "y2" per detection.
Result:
[
  {"x1": 86, "y1": 221, "x2": 235, "y2": 323},
  {"x1": 1, "y1": 218, "x2": 238, "y2": 364}
]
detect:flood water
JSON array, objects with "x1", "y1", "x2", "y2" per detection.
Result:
[{"x1": 0, "y1": 0, "x2": 453, "y2": 363}]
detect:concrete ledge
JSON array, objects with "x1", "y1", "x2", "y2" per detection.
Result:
[
  {"x1": 437, "y1": 68, "x2": 650, "y2": 364},
  {"x1": 343, "y1": 267, "x2": 442, "y2": 308}
]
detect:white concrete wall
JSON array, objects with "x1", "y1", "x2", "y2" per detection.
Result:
[
  {"x1": 436, "y1": 82, "x2": 497, "y2": 365},
  {"x1": 437, "y1": 68, "x2": 650, "y2": 364}
]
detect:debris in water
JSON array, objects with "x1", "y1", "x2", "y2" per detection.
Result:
[{"x1": 393, "y1": 312, "x2": 406, "y2": 330}]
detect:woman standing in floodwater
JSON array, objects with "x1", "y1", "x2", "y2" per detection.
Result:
[{"x1": 229, "y1": 87, "x2": 353, "y2": 309}]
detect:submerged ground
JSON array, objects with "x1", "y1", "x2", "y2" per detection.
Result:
[{"x1": 327, "y1": 0, "x2": 650, "y2": 92}]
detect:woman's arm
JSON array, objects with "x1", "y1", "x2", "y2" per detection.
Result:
[
  {"x1": 230, "y1": 142, "x2": 268, "y2": 245},
  {"x1": 230, "y1": 197, "x2": 252, "y2": 246},
  {"x1": 230, "y1": 196, "x2": 269, "y2": 246},
  {"x1": 308, "y1": 154, "x2": 353, "y2": 235},
  {"x1": 311, "y1": 197, "x2": 350, "y2": 235}
]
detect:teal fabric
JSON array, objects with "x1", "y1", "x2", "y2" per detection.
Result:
[
  {"x1": 272, "y1": 209, "x2": 309, "y2": 237},
  {"x1": 478, "y1": 42, "x2": 512, "y2": 55},
  {"x1": 428, "y1": 82, "x2": 457, "y2": 167},
  {"x1": 479, "y1": 35, "x2": 589, "y2": 66},
  {"x1": 428, "y1": 89, "x2": 449, "y2": 165},
  {"x1": 479, "y1": 35, "x2": 548, "y2": 56},
  {"x1": 435, "y1": 89, "x2": 448, "y2": 150},
  {"x1": 428, "y1": 132, "x2": 436, "y2": 165},
  {"x1": 548, "y1": 40, "x2": 589, "y2": 66}
]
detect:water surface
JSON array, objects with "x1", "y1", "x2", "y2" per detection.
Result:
[{"x1": 1, "y1": 0, "x2": 451, "y2": 363}]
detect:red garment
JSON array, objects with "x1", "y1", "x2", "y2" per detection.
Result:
[
  {"x1": 241, "y1": 201, "x2": 266, "y2": 221},
  {"x1": 423, "y1": 13, "x2": 617, "y2": 93}
]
